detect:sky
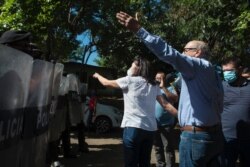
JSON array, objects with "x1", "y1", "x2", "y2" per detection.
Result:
[{"x1": 76, "y1": 30, "x2": 99, "y2": 66}]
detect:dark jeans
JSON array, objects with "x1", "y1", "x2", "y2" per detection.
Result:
[
  {"x1": 154, "y1": 125, "x2": 175, "y2": 167},
  {"x1": 87, "y1": 109, "x2": 94, "y2": 130},
  {"x1": 61, "y1": 121, "x2": 88, "y2": 156},
  {"x1": 220, "y1": 138, "x2": 250, "y2": 167},
  {"x1": 179, "y1": 130, "x2": 224, "y2": 167},
  {"x1": 123, "y1": 127, "x2": 155, "y2": 167}
]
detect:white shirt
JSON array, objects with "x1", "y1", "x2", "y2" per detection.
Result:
[{"x1": 116, "y1": 76, "x2": 161, "y2": 131}]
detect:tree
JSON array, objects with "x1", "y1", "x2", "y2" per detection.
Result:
[
  {"x1": 160, "y1": 0, "x2": 250, "y2": 64},
  {"x1": 70, "y1": 42, "x2": 96, "y2": 64},
  {"x1": 92, "y1": 0, "x2": 250, "y2": 75},
  {"x1": 1, "y1": 0, "x2": 249, "y2": 71}
]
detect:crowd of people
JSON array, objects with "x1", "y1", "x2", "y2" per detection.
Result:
[
  {"x1": 95, "y1": 11, "x2": 250, "y2": 167},
  {"x1": 1, "y1": 10, "x2": 250, "y2": 167}
]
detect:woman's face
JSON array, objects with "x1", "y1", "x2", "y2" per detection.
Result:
[{"x1": 127, "y1": 61, "x2": 140, "y2": 76}]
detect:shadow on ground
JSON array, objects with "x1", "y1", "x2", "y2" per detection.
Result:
[
  {"x1": 59, "y1": 128, "x2": 181, "y2": 167},
  {"x1": 59, "y1": 128, "x2": 123, "y2": 167}
]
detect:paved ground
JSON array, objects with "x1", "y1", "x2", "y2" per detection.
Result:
[{"x1": 59, "y1": 128, "x2": 180, "y2": 167}]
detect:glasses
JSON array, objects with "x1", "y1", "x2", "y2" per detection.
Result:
[{"x1": 183, "y1": 48, "x2": 197, "y2": 52}]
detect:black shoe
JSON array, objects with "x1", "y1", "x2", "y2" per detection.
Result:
[
  {"x1": 79, "y1": 142, "x2": 89, "y2": 153},
  {"x1": 79, "y1": 147, "x2": 89, "y2": 153},
  {"x1": 64, "y1": 153, "x2": 77, "y2": 158}
]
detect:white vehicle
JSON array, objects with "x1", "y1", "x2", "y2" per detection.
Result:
[{"x1": 83, "y1": 99, "x2": 123, "y2": 133}]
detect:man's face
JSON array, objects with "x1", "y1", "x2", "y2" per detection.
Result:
[
  {"x1": 7, "y1": 40, "x2": 32, "y2": 54},
  {"x1": 222, "y1": 62, "x2": 237, "y2": 72},
  {"x1": 222, "y1": 61, "x2": 240, "y2": 83},
  {"x1": 155, "y1": 73, "x2": 165, "y2": 83},
  {"x1": 183, "y1": 42, "x2": 200, "y2": 57},
  {"x1": 7, "y1": 40, "x2": 42, "y2": 59}
]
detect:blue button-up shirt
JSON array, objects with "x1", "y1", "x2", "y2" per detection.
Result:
[{"x1": 137, "y1": 28, "x2": 224, "y2": 127}]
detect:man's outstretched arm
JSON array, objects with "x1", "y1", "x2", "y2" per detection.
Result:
[{"x1": 116, "y1": 11, "x2": 195, "y2": 79}]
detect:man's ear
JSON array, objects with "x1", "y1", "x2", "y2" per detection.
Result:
[{"x1": 195, "y1": 49, "x2": 202, "y2": 57}]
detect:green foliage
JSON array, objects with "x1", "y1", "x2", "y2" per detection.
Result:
[
  {"x1": 0, "y1": 0, "x2": 249, "y2": 70},
  {"x1": 0, "y1": 0, "x2": 23, "y2": 29},
  {"x1": 233, "y1": 10, "x2": 250, "y2": 32},
  {"x1": 162, "y1": 0, "x2": 250, "y2": 64},
  {"x1": 0, "y1": 0, "x2": 79, "y2": 61}
]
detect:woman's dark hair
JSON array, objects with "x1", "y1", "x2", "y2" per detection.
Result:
[{"x1": 133, "y1": 56, "x2": 156, "y2": 85}]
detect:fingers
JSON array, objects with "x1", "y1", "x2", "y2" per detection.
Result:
[
  {"x1": 116, "y1": 11, "x2": 141, "y2": 32},
  {"x1": 135, "y1": 12, "x2": 139, "y2": 21},
  {"x1": 116, "y1": 11, "x2": 130, "y2": 19},
  {"x1": 116, "y1": 12, "x2": 126, "y2": 21},
  {"x1": 117, "y1": 19, "x2": 124, "y2": 25},
  {"x1": 116, "y1": 11, "x2": 132, "y2": 25}
]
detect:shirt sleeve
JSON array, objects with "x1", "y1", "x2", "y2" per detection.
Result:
[
  {"x1": 156, "y1": 86, "x2": 161, "y2": 96},
  {"x1": 168, "y1": 86, "x2": 177, "y2": 95},
  {"x1": 136, "y1": 28, "x2": 195, "y2": 79},
  {"x1": 116, "y1": 76, "x2": 129, "y2": 91}
]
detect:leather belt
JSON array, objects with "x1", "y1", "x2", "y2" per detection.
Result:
[{"x1": 180, "y1": 125, "x2": 220, "y2": 133}]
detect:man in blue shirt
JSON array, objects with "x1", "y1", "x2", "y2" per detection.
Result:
[
  {"x1": 221, "y1": 57, "x2": 250, "y2": 167},
  {"x1": 116, "y1": 11, "x2": 224, "y2": 167},
  {"x1": 154, "y1": 71, "x2": 178, "y2": 167}
]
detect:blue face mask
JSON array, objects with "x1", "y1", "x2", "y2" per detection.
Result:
[
  {"x1": 223, "y1": 70, "x2": 237, "y2": 83},
  {"x1": 127, "y1": 69, "x2": 133, "y2": 76}
]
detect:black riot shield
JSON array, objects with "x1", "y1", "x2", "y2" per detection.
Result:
[{"x1": 0, "y1": 44, "x2": 33, "y2": 167}]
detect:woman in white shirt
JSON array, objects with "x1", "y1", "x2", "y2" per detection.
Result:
[{"x1": 93, "y1": 57, "x2": 177, "y2": 167}]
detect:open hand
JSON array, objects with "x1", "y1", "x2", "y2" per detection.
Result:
[{"x1": 116, "y1": 11, "x2": 141, "y2": 32}]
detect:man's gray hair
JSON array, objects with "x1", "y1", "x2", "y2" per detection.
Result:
[{"x1": 193, "y1": 40, "x2": 210, "y2": 59}]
